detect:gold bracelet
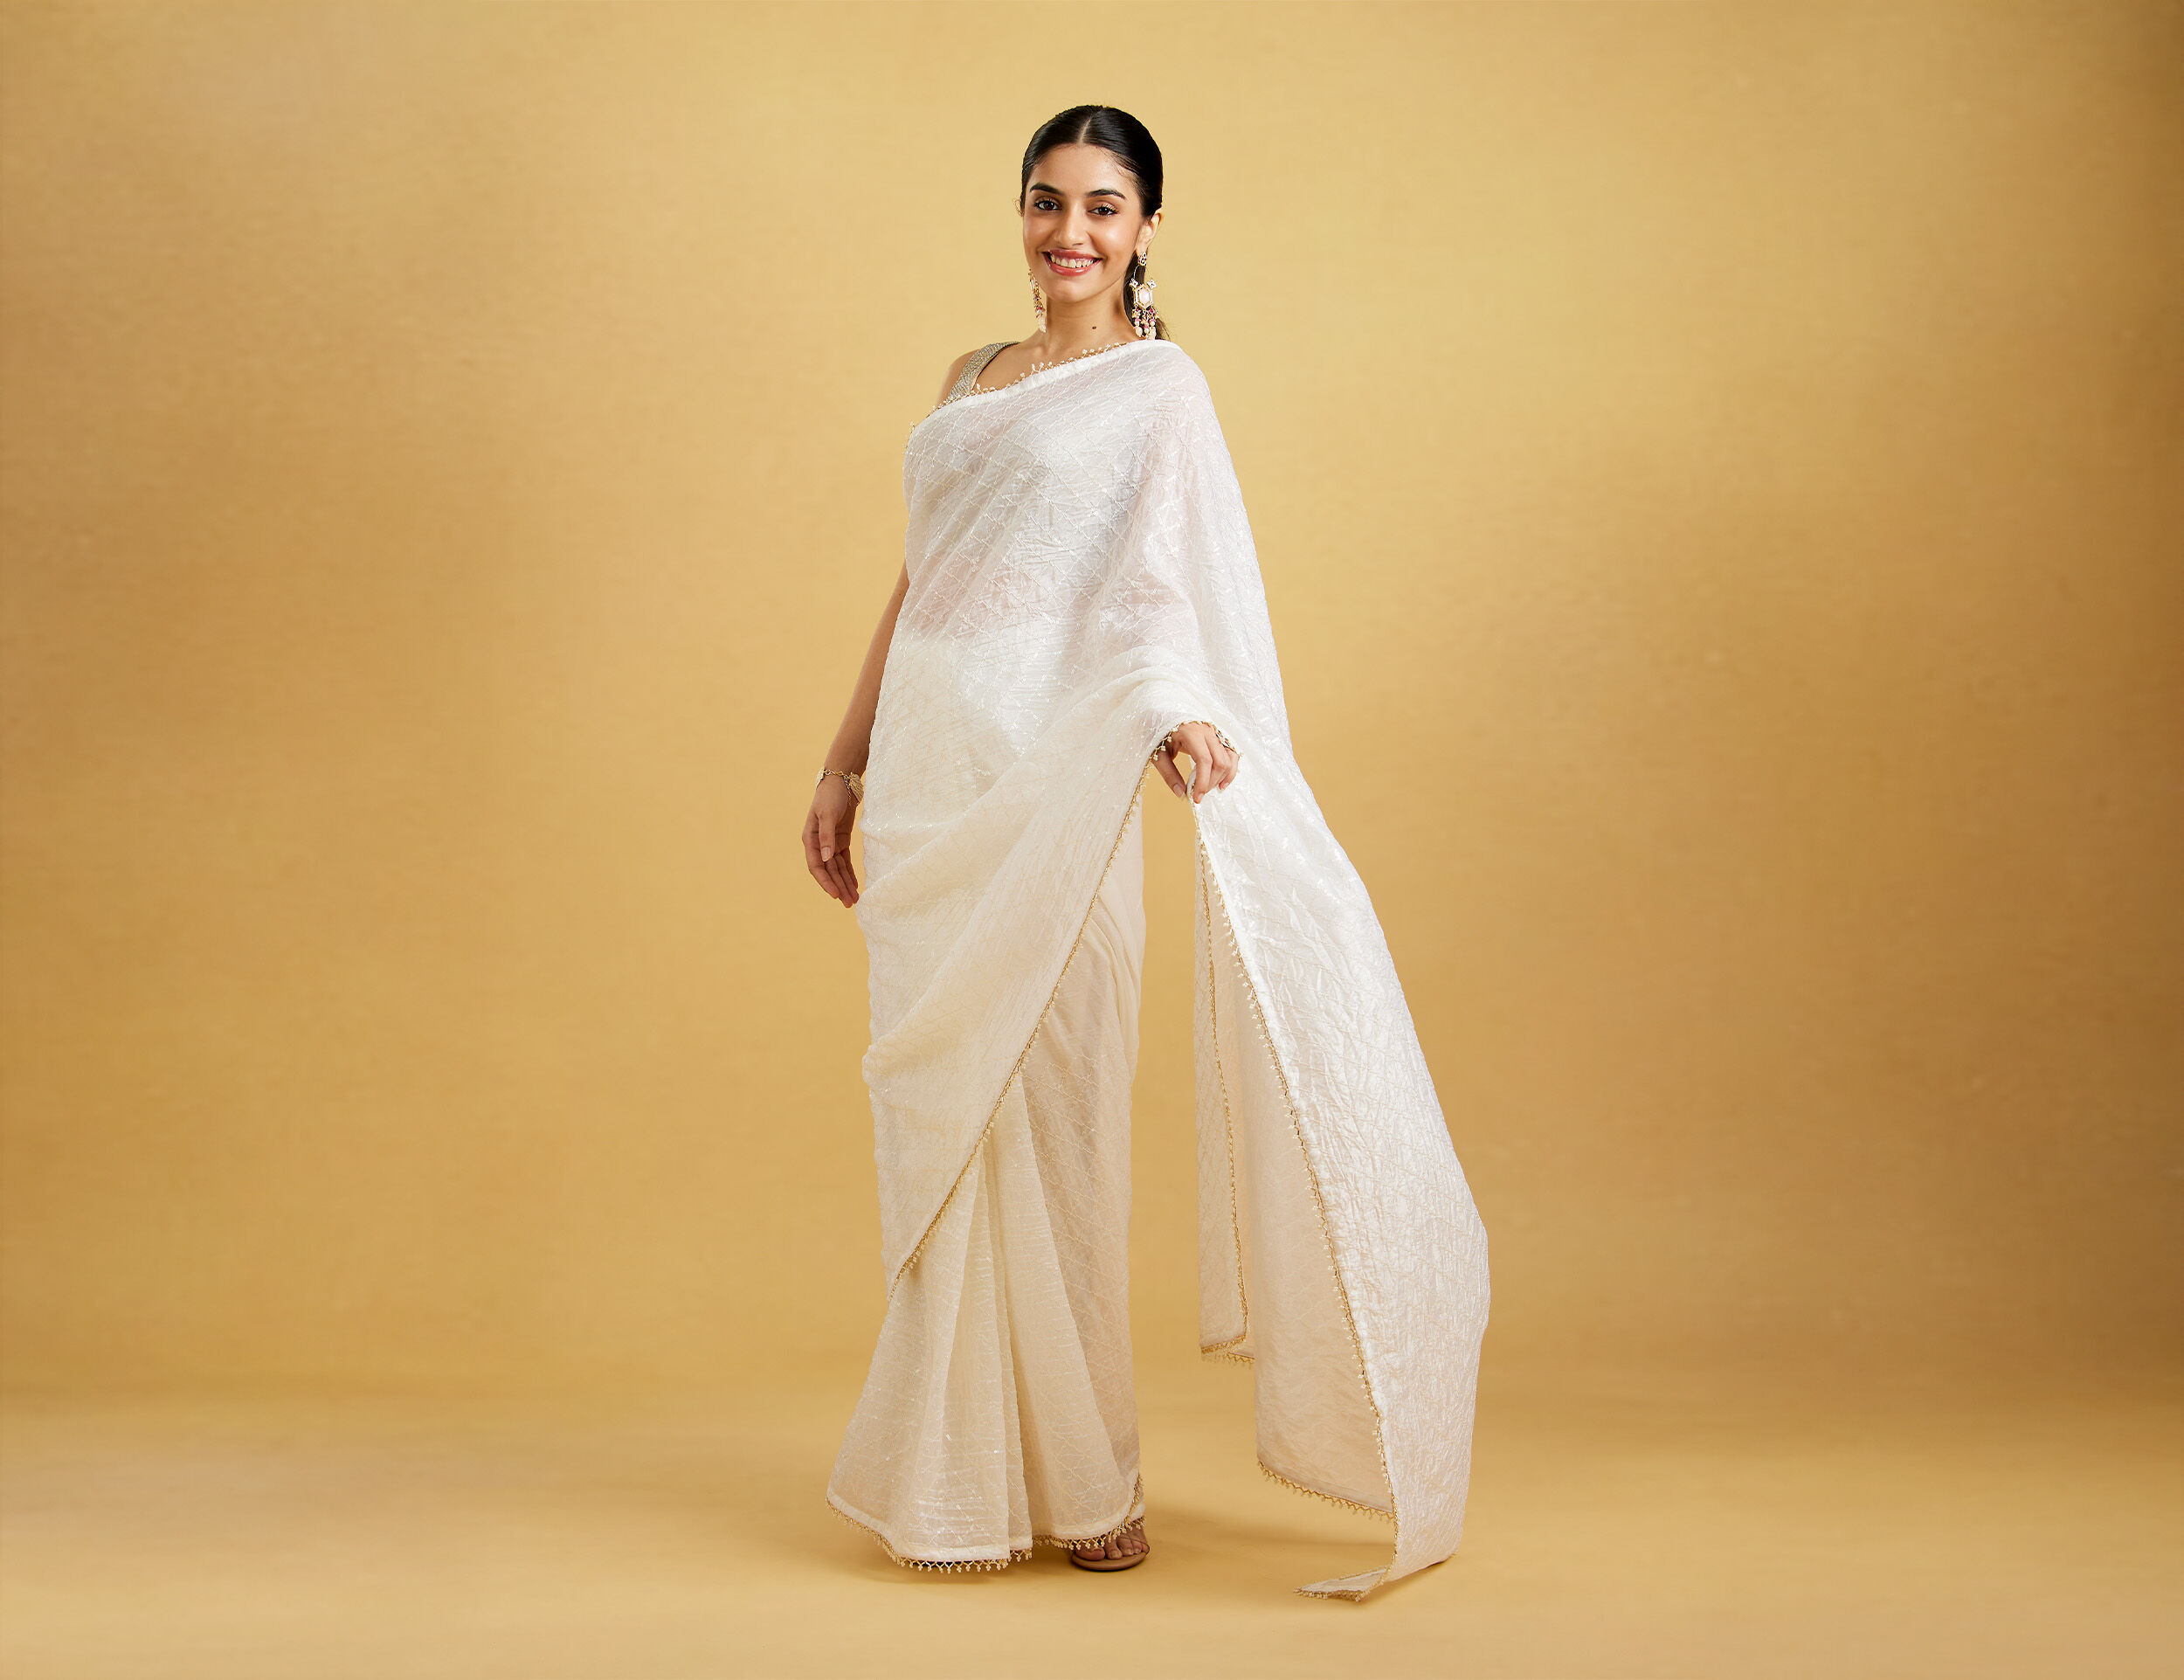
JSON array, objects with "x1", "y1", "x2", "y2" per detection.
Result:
[
  {"x1": 1149, "y1": 720, "x2": 1240, "y2": 762},
  {"x1": 816, "y1": 767, "x2": 864, "y2": 801}
]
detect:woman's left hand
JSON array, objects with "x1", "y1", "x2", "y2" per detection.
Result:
[
  {"x1": 1152, "y1": 721, "x2": 1241, "y2": 805},
  {"x1": 803, "y1": 778, "x2": 861, "y2": 908}
]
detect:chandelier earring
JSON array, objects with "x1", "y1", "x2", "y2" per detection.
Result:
[
  {"x1": 1128, "y1": 252, "x2": 1159, "y2": 339},
  {"x1": 1027, "y1": 269, "x2": 1047, "y2": 333}
]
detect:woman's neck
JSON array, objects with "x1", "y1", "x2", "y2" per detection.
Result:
[{"x1": 1031, "y1": 301, "x2": 1137, "y2": 362}]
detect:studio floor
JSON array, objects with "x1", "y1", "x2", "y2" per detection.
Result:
[{"x1": 3, "y1": 1358, "x2": 2176, "y2": 1680}]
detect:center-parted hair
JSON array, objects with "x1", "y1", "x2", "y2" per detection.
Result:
[{"x1": 1019, "y1": 106, "x2": 1173, "y2": 342}]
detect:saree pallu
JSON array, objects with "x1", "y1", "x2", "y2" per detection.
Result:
[{"x1": 829, "y1": 335, "x2": 1489, "y2": 1601}]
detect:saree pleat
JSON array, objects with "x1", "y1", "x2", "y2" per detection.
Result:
[{"x1": 826, "y1": 804, "x2": 1148, "y2": 1566}]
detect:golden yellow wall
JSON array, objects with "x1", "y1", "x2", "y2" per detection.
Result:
[{"x1": 3, "y1": 1, "x2": 2176, "y2": 1400}]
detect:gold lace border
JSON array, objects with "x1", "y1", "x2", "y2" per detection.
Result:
[
  {"x1": 826, "y1": 1497, "x2": 1033, "y2": 1573},
  {"x1": 1198, "y1": 854, "x2": 1254, "y2": 1360},
  {"x1": 1033, "y1": 1512, "x2": 1148, "y2": 1556},
  {"x1": 888, "y1": 775, "x2": 1149, "y2": 1296},
  {"x1": 1192, "y1": 814, "x2": 1404, "y2": 1557},
  {"x1": 826, "y1": 1475, "x2": 1146, "y2": 1573},
  {"x1": 1256, "y1": 1456, "x2": 1395, "y2": 1524}
]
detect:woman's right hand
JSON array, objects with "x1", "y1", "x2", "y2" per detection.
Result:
[
  {"x1": 1151, "y1": 721, "x2": 1241, "y2": 804},
  {"x1": 804, "y1": 778, "x2": 860, "y2": 908}
]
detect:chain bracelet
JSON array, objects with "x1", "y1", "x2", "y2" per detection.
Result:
[
  {"x1": 1149, "y1": 720, "x2": 1240, "y2": 763},
  {"x1": 816, "y1": 767, "x2": 864, "y2": 801}
]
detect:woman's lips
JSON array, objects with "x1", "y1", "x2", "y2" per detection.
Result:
[{"x1": 1044, "y1": 252, "x2": 1098, "y2": 276}]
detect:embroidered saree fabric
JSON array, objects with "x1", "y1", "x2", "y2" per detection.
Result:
[
  {"x1": 829, "y1": 336, "x2": 1490, "y2": 1600},
  {"x1": 827, "y1": 799, "x2": 1150, "y2": 1568}
]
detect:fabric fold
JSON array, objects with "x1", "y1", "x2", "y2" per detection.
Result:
[
  {"x1": 828, "y1": 799, "x2": 1151, "y2": 1568},
  {"x1": 842, "y1": 335, "x2": 1489, "y2": 1599}
]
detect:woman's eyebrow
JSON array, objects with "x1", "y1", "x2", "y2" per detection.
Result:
[{"x1": 1026, "y1": 181, "x2": 1128, "y2": 198}]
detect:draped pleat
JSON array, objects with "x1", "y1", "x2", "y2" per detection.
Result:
[{"x1": 827, "y1": 804, "x2": 1148, "y2": 1566}]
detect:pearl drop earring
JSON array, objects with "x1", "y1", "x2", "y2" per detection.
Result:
[{"x1": 1128, "y1": 251, "x2": 1158, "y2": 339}]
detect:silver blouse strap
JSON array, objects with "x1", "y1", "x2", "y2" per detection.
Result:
[{"x1": 945, "y1": 341, "x2": 1014, "y2": 403}]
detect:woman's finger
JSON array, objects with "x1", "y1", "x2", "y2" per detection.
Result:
[
  {"x1": 819, "y1": 811, "x2": 854, "y2": 898},
  {"x1": 805, "y1": 811, "x2": 851, "y2": 902},
  {"x1": 1153, "y1": 748, "x2": 1186, "y2": 799}
]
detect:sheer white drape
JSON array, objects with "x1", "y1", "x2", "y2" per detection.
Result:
[
  {"x1": 827, "y1": 803, "x2": 1147, "y2": 1566},
  {"x1": 833, "y1": 338, "x2": 1489, "y2": 1600}
]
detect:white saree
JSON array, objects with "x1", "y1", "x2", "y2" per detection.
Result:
[{"x1": 826, "y1": 335, "x2": 1489, "y2": 1601}]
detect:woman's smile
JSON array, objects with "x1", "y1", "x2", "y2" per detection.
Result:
[{"x1": 1043, "y1": 250, "x2": 1099, "y2": 275}]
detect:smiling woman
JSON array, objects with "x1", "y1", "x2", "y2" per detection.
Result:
[
  {"x1": 803, "y1": 106, "x2": 1489, "y2": 1602},
  {"x1": 975, "y1": 110, "x2": 1174, "y2": 400}
]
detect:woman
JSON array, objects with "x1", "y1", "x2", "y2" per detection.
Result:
[{"x1": 801, "y1": 107, "x2": 1489, "y2": 1601}]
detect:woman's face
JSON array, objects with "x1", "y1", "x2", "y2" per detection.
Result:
[{"x1": 1020, "y1": 143, "x2": 1158, "y2": 322}]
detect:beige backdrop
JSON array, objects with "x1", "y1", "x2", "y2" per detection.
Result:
[{"x1": 3, "y1": 1, "x2": 2177, "y2": 1409}]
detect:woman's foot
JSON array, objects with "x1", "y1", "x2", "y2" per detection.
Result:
[{"x1": 1068, "y1": 1517, "x2": 1149, "y2": 1571}]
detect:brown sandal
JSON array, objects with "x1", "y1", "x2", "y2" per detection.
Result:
[{"x1": 1067, "y1": 1518, "x2": 1150, "y2": 1572}]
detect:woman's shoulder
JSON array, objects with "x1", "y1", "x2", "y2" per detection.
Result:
[
  {"x1": 1137, "y1": 336, "x2": 1213, "y2": 414},
  {"x1": 934, "y1": 341, "x2": 1013, "y2": 406},
  {"x1": 935, "y1": 346, "x2": 979, "y2": 406},
  {"x1": 1149, "y1": 335, "x2": 1205, "y2": 379}
]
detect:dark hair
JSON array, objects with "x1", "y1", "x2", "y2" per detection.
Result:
[{"x1": 1018, "y1": 106, "x2": 1173, "y2": 342}]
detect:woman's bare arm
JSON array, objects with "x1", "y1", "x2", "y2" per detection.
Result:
[
  {"x1": 801, "y1": 353, "x2": 978, "y2": 909},
  {"x1": 826, "y1": 563, "x2": 909, "y2": 783},
  {"x1": 803, "y1": 562, "x2": 909, "y2": 908}
]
